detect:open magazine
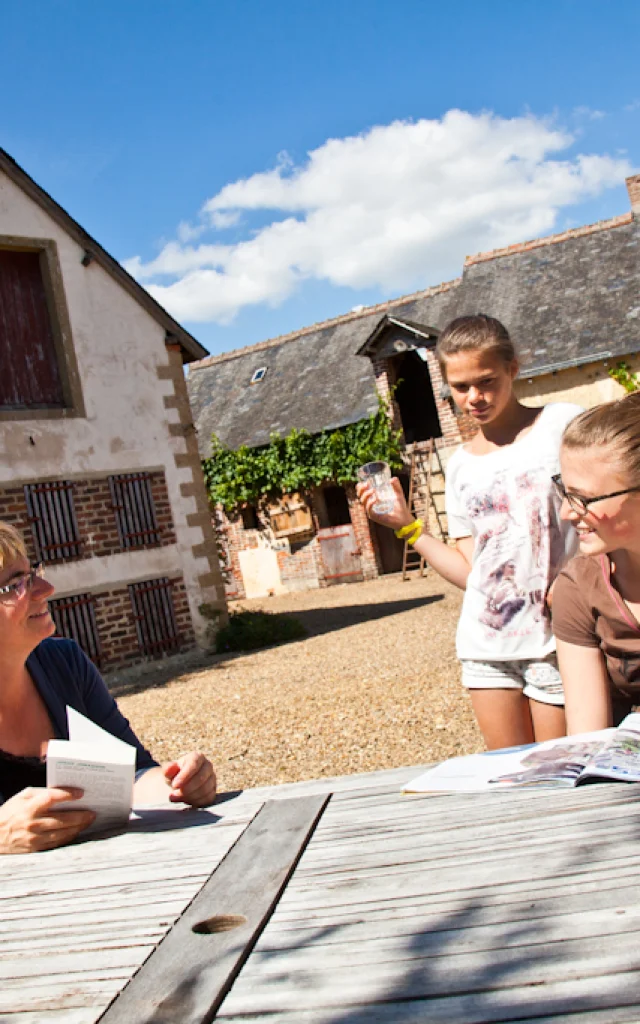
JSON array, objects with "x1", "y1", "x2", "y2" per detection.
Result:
[{"x1": 404, "y1": 713, "x2": 640, "y2": 794}]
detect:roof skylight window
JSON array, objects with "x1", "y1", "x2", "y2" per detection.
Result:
[{"x1": 250, "y1": 366, "x2": 267, "y2": 384}]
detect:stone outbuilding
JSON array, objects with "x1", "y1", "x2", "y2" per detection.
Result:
[
  {"x1": 0, "y1": 149, "x2": 227, "y2": 670},
  {"x1": 188, "y1": 173, "x2": 640, "y2": 600}
]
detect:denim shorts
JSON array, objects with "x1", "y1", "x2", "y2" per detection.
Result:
[{"x1": 460, "y1": 653, "x2": 564, "y2": 706}]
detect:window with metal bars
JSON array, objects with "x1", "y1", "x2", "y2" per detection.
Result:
[
  {"x1": 129, "y1": 578, "x2": 181, "y2": 657},
  {"x1": 24, "y1": 481, "x2": 83, "y2": 562},
  {"x1": 109, "y1": 473, "x2": 160, "y2": 549},
  {"x1": 49, "y1": 593, "x2": 102, "y2": 668}
]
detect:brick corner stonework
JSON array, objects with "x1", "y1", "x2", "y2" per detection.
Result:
[{"x1": 161, "y1": 342, "x2": 228, "y2": 638}]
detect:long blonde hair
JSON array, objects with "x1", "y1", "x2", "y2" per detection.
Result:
[
  {"x1": 0, "y1": 523, "x2": 27, "y2": 569},
  {"x1": 562, "y1": 392, "x2": 640, "y2": 484}
]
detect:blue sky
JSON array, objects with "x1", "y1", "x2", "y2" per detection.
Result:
[{"x1": 2, "y1": 0, "x2": 639, "y2": 357}]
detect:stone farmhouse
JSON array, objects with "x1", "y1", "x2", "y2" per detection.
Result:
[
  {"x1": 189, "y1": 174, "x2": 640, "y2": 601},
  {"x1": 0, "y1": 149, "x2": 227, "y2": 670}
]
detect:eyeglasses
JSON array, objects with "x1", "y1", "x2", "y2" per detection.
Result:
[
  {"x1": 552, "y1": 474, "x2": 640, "y2": 516},
  {"x1": 0, "y1": 563, "x2": 46, "y2": 602}
]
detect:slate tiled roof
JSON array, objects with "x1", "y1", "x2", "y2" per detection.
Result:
[{"x1": 188, "y1": 207, "x2": 640, "y2": 456}]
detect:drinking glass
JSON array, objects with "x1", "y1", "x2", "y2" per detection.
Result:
[{"x1": 357, "y1": 461, "x2": 395, "y2": 516}]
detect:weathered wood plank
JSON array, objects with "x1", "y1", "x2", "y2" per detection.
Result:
[
  {"x1": 0, "y1": 806, "x2": 254, "y2": 883},
  {"x1": 221, "y1": 940, "x2": 640, "y2": 1013},
  {"x1": 250, "y1": 905, "x2": 640, "y2": 959},
  {"x1": 303, "y1": 799, "x2": 640, "y2": 848},
  {"x1": 273, "y1": 862, "x2": 640, "y2": 921},
  {"x1": 0, "y1": 931, "x2": 166, "y2": 957},
  {"x1": 0, "y1": 902, "x2": 189, "y2": 939},
  {"x1": 0, "y1": 944, "x2": 156, "y2": 980},
  {"x1": 227, "y1": 762, "x2": 430, "y2": 803},
  {"x1": 219, "y1": 969, "x2": 640, "y2": 1021},
  {"x1": 217, "y1": 989, "x2": 640, "y2": 1024},
  {"x1": 267, "y1": 873, "x2": 640, "y2": 932},
  {"x1": 98, "y1": 794, "x2": 329, "y2": 1024},
  {"x1": 0, "y1": 978, "x2": 125, "y2": 1015},
  {"x1": 0, "y1": 856, "x2": 226, "y2": 899},
  {"x1": 0, "y1": 1010, "x2": 99, "y2": 1024}
]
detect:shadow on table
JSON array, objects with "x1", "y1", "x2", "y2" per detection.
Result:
[
  {"x1": 247, "y1": 791, "x2": 640, "y2": 1023},
  {"x1": 79, "y1": 806, "x2": 223, "y2": 844},
  {"x1": 107, "y1": 593, "x2": 445, "y2": 699},
  {"x1": 127, "y1": 807, "x2": 222, "y2": 832}
]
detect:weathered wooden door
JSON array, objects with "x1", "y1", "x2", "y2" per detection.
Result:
[
  {"x1": 0, "y1": 249, "x2": 64, "y2": 408},
  {"x1": 318, "y1": 526, "x2": 363, "y2": 585}
]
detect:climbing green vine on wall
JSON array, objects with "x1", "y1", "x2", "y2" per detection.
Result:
[
  {"x1": 202, "y1": 397, "x2": 403, "y2": 513},
  {"x1": 608, "y1": 361, "x2": 639, "y2": 394}
]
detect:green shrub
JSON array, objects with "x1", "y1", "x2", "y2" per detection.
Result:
[{"x1": 215, "y1": 610, "x2": 307, "y2": 654}]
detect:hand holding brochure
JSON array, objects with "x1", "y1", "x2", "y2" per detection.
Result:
[
  {"x1": 46, "y1": 708, "x2": 136, "y2": 831},
  {"x1": 404, "y1": 713, "x2": 640, "y2": 794}
]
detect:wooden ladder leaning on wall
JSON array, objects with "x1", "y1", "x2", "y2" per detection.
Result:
[{"x1": 401, "y1": 438, "x2": 448, "y2": 580}]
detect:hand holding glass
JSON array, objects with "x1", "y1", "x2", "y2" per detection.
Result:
[{"x1": 357, "y1": 462, "x2": 396, "y2": 516}]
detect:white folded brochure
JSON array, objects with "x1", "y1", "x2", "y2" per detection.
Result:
[{"x1": 46, "y1": 707, "x2": 136, "y2": 832}]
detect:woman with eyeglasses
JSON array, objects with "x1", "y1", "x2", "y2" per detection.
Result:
[
  {"x1": 552, "y1": 392, "x2": 640, "y2": 730},
  {"x1": 0, "y1": 523, "x2": 217, "y2": 854}
]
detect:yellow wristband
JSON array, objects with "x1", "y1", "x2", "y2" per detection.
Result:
[
  {"x1": 395, "y1": 520, "x2": 418, "y2": 539},
  {"x1": 407, "y1": 519, "x2": 424, "y2": 545}
]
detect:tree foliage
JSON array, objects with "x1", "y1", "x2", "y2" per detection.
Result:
[
  {"x1": 608, "y1": 361, "x2": 639, "y2": 394},
  {"x1": 202, "y1": 397, "x2": 402, "y2": 513}
]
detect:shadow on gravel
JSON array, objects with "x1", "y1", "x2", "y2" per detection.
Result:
[
  {"x1": 284, "y1": 593, "x2": 444, "y2": 638},
  {"x1": 107, "y1": 593, "x2": 444, "y2": 700}
]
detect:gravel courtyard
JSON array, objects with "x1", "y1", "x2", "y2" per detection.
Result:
[{"x1": 114, "y1": 573, "x2": 483, "y2": 793}]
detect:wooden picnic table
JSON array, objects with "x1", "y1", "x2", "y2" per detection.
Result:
[{"x1": 3, "y1": 763, "x2": 640, "y2": 1023}]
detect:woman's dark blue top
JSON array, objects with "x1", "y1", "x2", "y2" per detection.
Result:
[{"x1": 0, "y1": 638, "x2": 157, "y2": 804}]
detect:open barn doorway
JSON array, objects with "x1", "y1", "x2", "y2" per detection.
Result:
[{"x1": 393, "y1": 351, "x2": 442, "y2": 444}]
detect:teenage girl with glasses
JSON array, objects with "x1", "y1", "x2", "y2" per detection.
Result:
[
  {"x1": 358, "y1": 314, "x2": 582, "y2": 750},
  {"x1": 552, "y1": 392, "x2": 640, "y2": 730}
]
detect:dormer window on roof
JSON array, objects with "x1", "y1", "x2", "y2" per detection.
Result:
[{"x1": 250, "y1": 366, "x2": 267, "y2": 385}]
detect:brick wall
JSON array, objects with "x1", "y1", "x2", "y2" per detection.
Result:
[
  {"x1": 0, "y1": 486, "x2": 36, "y2": 559},
  {"x1": 277, "y1": 538, "x2": 321, "y2": 591},
  {"x1": 0, "y1": 473, "x2": 195, "y2": 668},
  {"x1": 218, "y1": 512, "x2": 257, "y2": 600},
  {"x1": 214, "y1": 482, "x2": 385, "y2": 598},
  {"x1": 0, "y1": 471, "x2": 176, "y2": 563},
  {"x1": 78, "y1": 575, "x2": 195, "y2": 670},
  {"x1": 628, "y1": 174, "x2": 640, "y2": 215}
]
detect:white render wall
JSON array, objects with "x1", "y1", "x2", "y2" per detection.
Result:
[{"x1": 0, "y1": 169, "x2": 222, "y2": 645}]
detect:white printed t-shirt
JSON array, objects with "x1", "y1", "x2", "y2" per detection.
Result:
[{"x1": 445, "y1": 402, "x2": 582, "y2": 662}]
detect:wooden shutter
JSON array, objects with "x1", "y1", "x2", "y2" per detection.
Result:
[
  {"x1": 129, "y1": 578, "x2": 180, "y2": 656},
  {"x1": 24, "y1": 480, "x2": 83, "y2": 562},
  {"x1": 49, "y1": 593, "x2": 102, "y2": 667},
  {"x1": 109, "y1": 473, "x2": 160, "y2": 549},
  {"x1": 267, "y1": 493, "x2": 313, "y2": 538},
  {"x1": 0, "y1": 249, "x2": 64, "y2": 408}
]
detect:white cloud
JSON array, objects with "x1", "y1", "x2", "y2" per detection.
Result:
[
  {"x1": 573, "y1": 106, "x2": 606, "y2": 121},
  {"x1": 124, "y1": 110, "x2": 631, "y2": 324},
  {"x1": 209, "y1": 210, "x2": 241, "y2": 230},
  {"x1": 177, "y1": 220, "x2": 206, "y2": 243}
]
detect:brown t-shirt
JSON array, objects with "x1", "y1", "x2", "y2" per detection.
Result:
[{"x1": 553, "y1": 554, "x2": 640, "y2": 714}]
